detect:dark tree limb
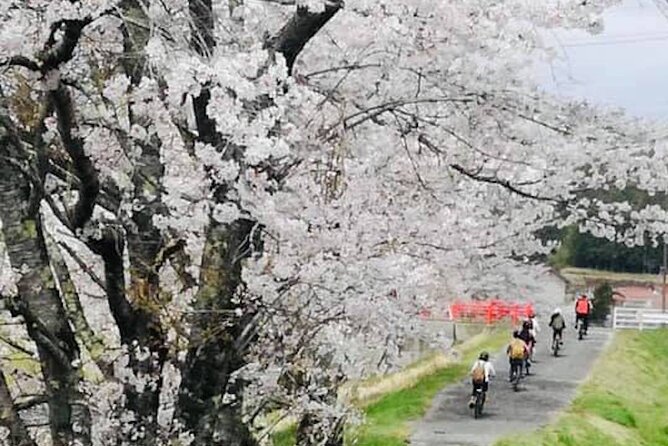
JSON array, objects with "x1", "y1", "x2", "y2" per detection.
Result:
[
  {"x1": 415, "y1": 133, "x2": 562, "y2": 203},
  {"x1": 0, "y1": 334, "x2": 36, "y2": 357},
  {"x1": 50, "y1": 85, "x2": 100, "y2": 229},
  {"x1": 269, "y1": 1, "x2": 344, "y2": 74},
  {"x1": 450, "y1": 163, "x2": 560, "y2": 203},
  {"x1": 1, "y1": 56, "x2": 40, "y2": 71},
  {"x1": 58, "y1": 241, "x2": 107, "y2": 291},
  {"x1": 14, "y1": 394, "x2": 49, "y2": 412},
  {"x1": 189, "y1": 0, "x2": 216, "y2": 57},
  {"x1": 39, "y1": 18, "x2": 92, "y2": 73},
  {"x1": 83, "y1": 226, "x2": 139, "y2": 342}
]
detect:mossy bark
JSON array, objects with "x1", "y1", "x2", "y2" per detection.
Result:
[
  {"x1": 0, "y1": 143, "x2": 90, "y2": 446},
  {"x1": 177, "y1": 220, "x2": 258, "y2": 446}
]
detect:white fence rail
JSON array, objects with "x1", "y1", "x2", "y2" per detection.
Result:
[
  {"x1": 621, "y1": 299, "x2": 652, "y2": 308},
  {"x1": 613, "y1": 307, "x2": 668, "y2": 330}
]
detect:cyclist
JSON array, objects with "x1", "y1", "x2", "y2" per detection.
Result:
[
  {"x1": 575, "y1": 294, "x2": 592, "y2": 335},
  {"x1": 528, "y1": 311, "x2": 540, "y2": 356},
  {"x1": 469, "y1": 351, "x2": 496, "y2": 408},
  {"x1": 518, "y1": 319, "x2": 535, "y2": 365},
  {"x1": 528, "y1": 311, "x2": 540, "y2": 337},
  {"x1": 507, "y1": 331, "x2": 529, "y2": 381},
  {"x1": 549, "y1": 307, "x2": 566, "y2": 347}
]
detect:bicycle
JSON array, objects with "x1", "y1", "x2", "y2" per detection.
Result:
[
  {"x1": 527, "y1": 343, "x2": 535, "y2": 363},
  {"x1": 523, "y1": 351, "x2": 532, "y2": 376},
  {"x1": 552, "y1": 331, "x2": 562, "y2": 357},
  {"x1": 509, "y1": 360, "x2": 522, "y2": 392},
  {"x1": 577, "y1": 320, "x2": 586, "y2": 340},
  {"x1": 471, "y1": 385, "x2": 486, "y2": 419}
]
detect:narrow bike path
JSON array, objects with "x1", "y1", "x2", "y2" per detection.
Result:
[{"x1": 410, "y1": 321, "x2": 613, "y2": 446}]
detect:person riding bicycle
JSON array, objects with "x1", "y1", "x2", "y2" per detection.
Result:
[
  {"x1": 519, "y1": 319, "x2": 535, "y2": 356},
  {"x1": 528, "y1": 311, "x2": 540, "y2": 337},
  {"x1": 575, "y1": 294, "x2": 592, "y2": 335},
  {"x1": 469, "y1": 351, "x2": 496, "y2": 408},
  {"x1": 549, "y1": 307, "x2": 566, "y2": 346},
  {"x1": 507, "y1": 331, "x2": 529, "y2": 381},
  {"x1": 528, "y1": 311, "x2": 540, "y2": 353}
]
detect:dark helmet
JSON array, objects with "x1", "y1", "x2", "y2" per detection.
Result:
[
  {"x1": 522, "y1": 320, "x2": 532, "y2": 329},
  {"x1": 479, "y1": 351, "x2": 490, "y2": 361}
]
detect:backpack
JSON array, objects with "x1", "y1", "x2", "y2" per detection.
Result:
[
  {"x1": 551, "y1": 314, "x2": 565, "y2": 330},
  {"x1": 510, "y1": 339, "x2": 525, "y2": 359},
  {"x1": 576, "y1": 298, "x2": 589, "y2": 314},
  {"x1": 471, "y1": 362, "x2": 485, "y2": 384}
]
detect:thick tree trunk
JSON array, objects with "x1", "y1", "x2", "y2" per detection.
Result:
[
  {"x1": 177, "y1": 220, "x2": 258, "y2": 446},
  {"x1": 121, "y1": 149, "x2": 168, "y2": 444},
  {"x1": 0, "y1": 146, "x2": 91, "y2": 446}
]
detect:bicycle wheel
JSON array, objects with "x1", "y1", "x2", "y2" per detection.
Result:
[
  {"x1": 474, "y1": 393, "x2": 483, "y2": 418},
  {"x1": 511, "y1": 364, "x2": 520, "y2": 391}
]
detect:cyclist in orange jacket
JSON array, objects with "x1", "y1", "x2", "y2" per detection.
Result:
[{"x1": 574, "y1": 294, "x2": 592, "y2": 335}]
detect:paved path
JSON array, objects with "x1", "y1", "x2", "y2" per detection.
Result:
[{"x1": 410, "y1": 317, "x2": 613, "y2": 446}]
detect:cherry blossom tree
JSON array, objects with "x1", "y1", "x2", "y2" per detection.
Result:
[{"x1": 4, "y1": 0, "x2": 668, "y2": 445}]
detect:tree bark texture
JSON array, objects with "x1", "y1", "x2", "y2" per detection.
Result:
[{"x1": 0, "y1": 140, "x2": 91, "y2": 446}]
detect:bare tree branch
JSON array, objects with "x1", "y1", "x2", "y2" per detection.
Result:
[
  {"x1": 14, "y1": 394, "x2": 49, "y2": 412},
  {"x1": 1, "y1": 55, "x2": 40, "y2": 71},
  {"x1": 0, "y1": 334, "x2": 36, "y2": 357},
  {"x1": 58, "y1": 241, "x2": 106, "y2": 292},
  {"x1": 450, "y1": 163, "x2": 560, "y2": 203}
]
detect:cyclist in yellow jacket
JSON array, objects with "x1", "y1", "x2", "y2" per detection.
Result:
[{"x1": 507, "y1": 330, "x2": 529, "y2": 381}]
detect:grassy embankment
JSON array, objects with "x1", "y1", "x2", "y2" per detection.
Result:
[
  {"x1": 560, "y1": 267, "x2": 661, "y2": 287},
  {"x1": 273, "y1": 326, "x2": 508, "y2": 446},
  {"x1": 496, "y1": 329, "x2": 668, "y2": 446}
]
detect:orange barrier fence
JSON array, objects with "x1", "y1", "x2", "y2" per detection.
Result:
[{"x1": 419, "y1": 299, "x2": 534, "y2": 325}]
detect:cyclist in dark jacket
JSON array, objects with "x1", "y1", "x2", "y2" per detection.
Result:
[
  {"x1": 549, "y1": 308, "x2": 566, "y2": 345},
  {"x1": 518, "y1": 321, "x2": 534, "y2": 374}
]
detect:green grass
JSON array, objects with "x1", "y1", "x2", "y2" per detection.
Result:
[
  {"x1": 496, "y1": 329, "x2": 668, "y2": 446},
  {"x1": 273, "y1": 327, "x2": 508, "y2": 446},
  {"x1": 351, "y1": 361, "x2": 469, "y2": 446},
  {"x1": 272, "y1": 425, "x2": 297, "y2": 446}
]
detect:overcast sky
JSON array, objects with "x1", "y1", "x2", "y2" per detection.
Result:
[{"x1": 538, "y1": 0, "x2": 668, "y2": 119}]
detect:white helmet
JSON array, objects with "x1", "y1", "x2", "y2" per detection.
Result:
[{"x1": 553, "y1": 308, "x2": 562, "y2": 314}]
